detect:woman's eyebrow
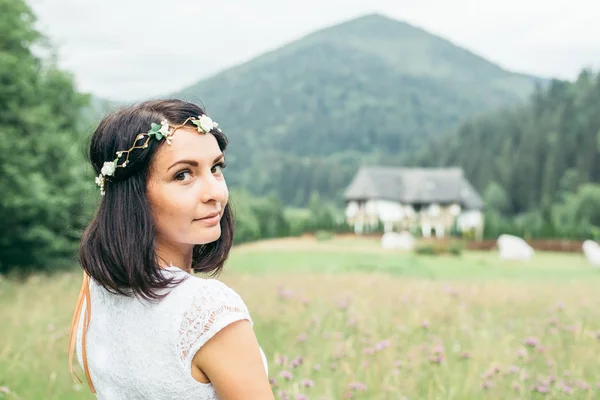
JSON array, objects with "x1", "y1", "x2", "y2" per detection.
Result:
[
  {"x1": 167, "y1": 159, "x2": 197, "y2": 172},
  {"x1": 167, "y1": 154, "x2": 224, "y2": 172}
]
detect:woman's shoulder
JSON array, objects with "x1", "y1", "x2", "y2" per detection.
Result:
[
  {"x1": 164, "y1": 268, "x2": 254, "y2": 362},
  {"x1": 165, "y1": 267, "x2": 247, "y2": 308}
]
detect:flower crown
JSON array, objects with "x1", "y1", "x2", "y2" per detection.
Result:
[{"x1": 95, "y1": 114, "x2": 220, "y2": 195}]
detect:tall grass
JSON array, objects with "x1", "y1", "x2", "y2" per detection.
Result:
[{"x1": 1, "y1": 237, "x2": 599, "y2": 399}]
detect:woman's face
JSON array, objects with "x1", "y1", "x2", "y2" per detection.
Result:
[{"x1": 147, "y1": 126, "x2": 228, "y2": 251}]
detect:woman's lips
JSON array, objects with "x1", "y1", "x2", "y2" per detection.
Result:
[{"x1": 194, "y1": 212, "x2": 220, "y2": 226}]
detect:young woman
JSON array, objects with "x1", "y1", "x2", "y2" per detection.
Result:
[{"x1": 68, "y1": 99, "x2": 274, "y2": 399}]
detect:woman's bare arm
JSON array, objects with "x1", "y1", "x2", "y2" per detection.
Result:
[{"x1": 192, "y1": 320, "x2": 274, "y2": 399}]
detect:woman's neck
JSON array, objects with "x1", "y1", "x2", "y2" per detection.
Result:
[{"x1": 155, "y1": 240, "x2": 194, "y2": 273}]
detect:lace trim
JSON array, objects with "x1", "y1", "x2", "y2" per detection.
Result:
[{"x1": 178, "y1": 282, "x2": 251, "y2": 362}]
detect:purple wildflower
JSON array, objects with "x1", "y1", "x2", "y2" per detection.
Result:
[
  {"x1": 302, "y1": 379, "x2": 314, "y2": 388},
  {"x1": 337, "y1": 297, "x2": 350, "y2": 310},
  {"x1": 375, "y1": 339, "x2": 391, "y2": 351},
  {"x1": 481, "y1": 371, "x2": 494, "y2": 380},
  {"x1": 429, "y1": 354, "x2": 444, "y2": 364},
  {"x1": 297, "y1": 333, "x2": 308, "y2": 343},
  {"x1": 533, "y1": 384, "x2": 550, "y2": 393},
  {"x1": 277, "y1": 390, "x2": 289, "y2": 400},
  {"x1": 578, "y1": 381, "x2": 590, "y2": 391},
  {"x1": 290, "y1": 356, "x2": 304, "y2": 369},
  {"x1": 348, "y1": 382, "x2": 367, "y2": 391},
  {"x1": 279, "y1": 371, "x2": 293, "y2": 381},
  {"x1": 560, "y1": 384, "x2": 573, "y2": 395},
  {"x1": 524, "y1": 336, "x2": 539, "y2": 347},
  {"x1": 278, "y1": 287, "x2": 293, "y2": 300},
  {"x1": 535, "y1": 344, "x2": 545, "y2": 353},
  {"x1": 334, "y1": 349, "x2": 346, "y2": 360}
]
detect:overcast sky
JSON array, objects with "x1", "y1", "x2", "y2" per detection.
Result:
[{"x1": 28, "y1": 0, "x2": 600, "y2": 101}]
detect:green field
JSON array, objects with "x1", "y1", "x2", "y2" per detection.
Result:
[{"x1": 2, "y1": 236, "x2": 600, "y2": 399}]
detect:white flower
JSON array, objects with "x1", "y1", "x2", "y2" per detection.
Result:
[
  {"x1": 159, "y1": 119, "x2": 171, "y2": 136},
  {"x1": 198, "y1": 115, "x2": 216, "y2": 132},
  {"x1": 101, "y1": 161, "x2": 116, "y2": 176},
  {"x1": 95, "y1": 174, "x2": 106, "y2": 196}
]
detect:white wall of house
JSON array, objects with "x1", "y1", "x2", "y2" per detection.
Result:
[
  {"x1": 345, "y1": 201, "x2": 360, "y2": 219},
  {"x1": 374, "y1": 200, "x2": 407, "y2": 222},
  {"x1": 346, "y1": 200, "x2": 416, "y2": 233},
  {"x1": 345, "y1": 199, "x2": 484, "y2": 238},
  {"x1": 457, "y1": 210, "x2": 483, "y2": 231}
]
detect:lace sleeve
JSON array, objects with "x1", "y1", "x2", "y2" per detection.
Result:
[{"x1": 178, "y1": 279, "x2": 253, "y2": 365}]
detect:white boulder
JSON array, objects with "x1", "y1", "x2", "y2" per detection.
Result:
[
  {"x1": 381, "y1": 231, "x2": 415, "y2": 251},
  {"x1": 582, "y1": 240, "x2": 600, "y2": 266},
  {"x1": 497, "y1": 234, "x2": 534, "y2": 261}
]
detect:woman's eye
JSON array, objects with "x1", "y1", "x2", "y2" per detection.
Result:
[
  {"x1": 175, "y1": 171, "x2": 192, "y2": 181},
  {"x1": 212, "y1": 163, "x2": 227, "y2": 174}
]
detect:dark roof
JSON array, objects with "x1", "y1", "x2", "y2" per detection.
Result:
[{"x1": 344, "y1": 166, "x2": 484, "y2": 209}]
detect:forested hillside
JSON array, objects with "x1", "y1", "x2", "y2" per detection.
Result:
[
  {"x1": 173, "y1": 14, "x2": 540, "y2": 205},
  {"x1": 420, "y1": 70, "x2": 600, "y2": 239}
]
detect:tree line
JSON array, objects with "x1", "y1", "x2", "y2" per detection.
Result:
[
  {"x1": 2, "y1": 0, "x2": 598, "y2": 274},
  {"x1": 419, "y1": 71, "x2": 600, "y2": 240}
]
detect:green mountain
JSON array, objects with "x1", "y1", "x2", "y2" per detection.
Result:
[{"x1": 172, "y1": 13, "x2": 542, "y2": 205}]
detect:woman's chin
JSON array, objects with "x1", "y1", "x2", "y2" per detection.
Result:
[{"x1": 193, "y1": 226, "x2": 222, "y2": 245}]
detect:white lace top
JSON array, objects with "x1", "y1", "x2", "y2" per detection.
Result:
[{"x1": 76, "y1": 266, "x2": 268, "y2": 399}]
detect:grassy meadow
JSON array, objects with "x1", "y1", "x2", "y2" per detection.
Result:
[{"x1": 2, "y1": 235, "x2": 600, "y2": 399}]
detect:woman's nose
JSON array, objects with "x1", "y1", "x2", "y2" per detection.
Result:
[{"x1": 200, "y1": 174, "x2": 227, "y2": 204}]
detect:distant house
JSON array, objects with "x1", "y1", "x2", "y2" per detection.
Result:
[{"x1": 343, "y1": 166, "x2": 485, "y2": 239}]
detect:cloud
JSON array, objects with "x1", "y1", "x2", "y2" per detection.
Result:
[{"x1": 28, "y1": 0, "x2": 600, "y2": 100}]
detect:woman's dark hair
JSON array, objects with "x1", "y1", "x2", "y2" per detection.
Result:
[{"x1": 79, "y1": 99, "x2": 234, "y2": 300}]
